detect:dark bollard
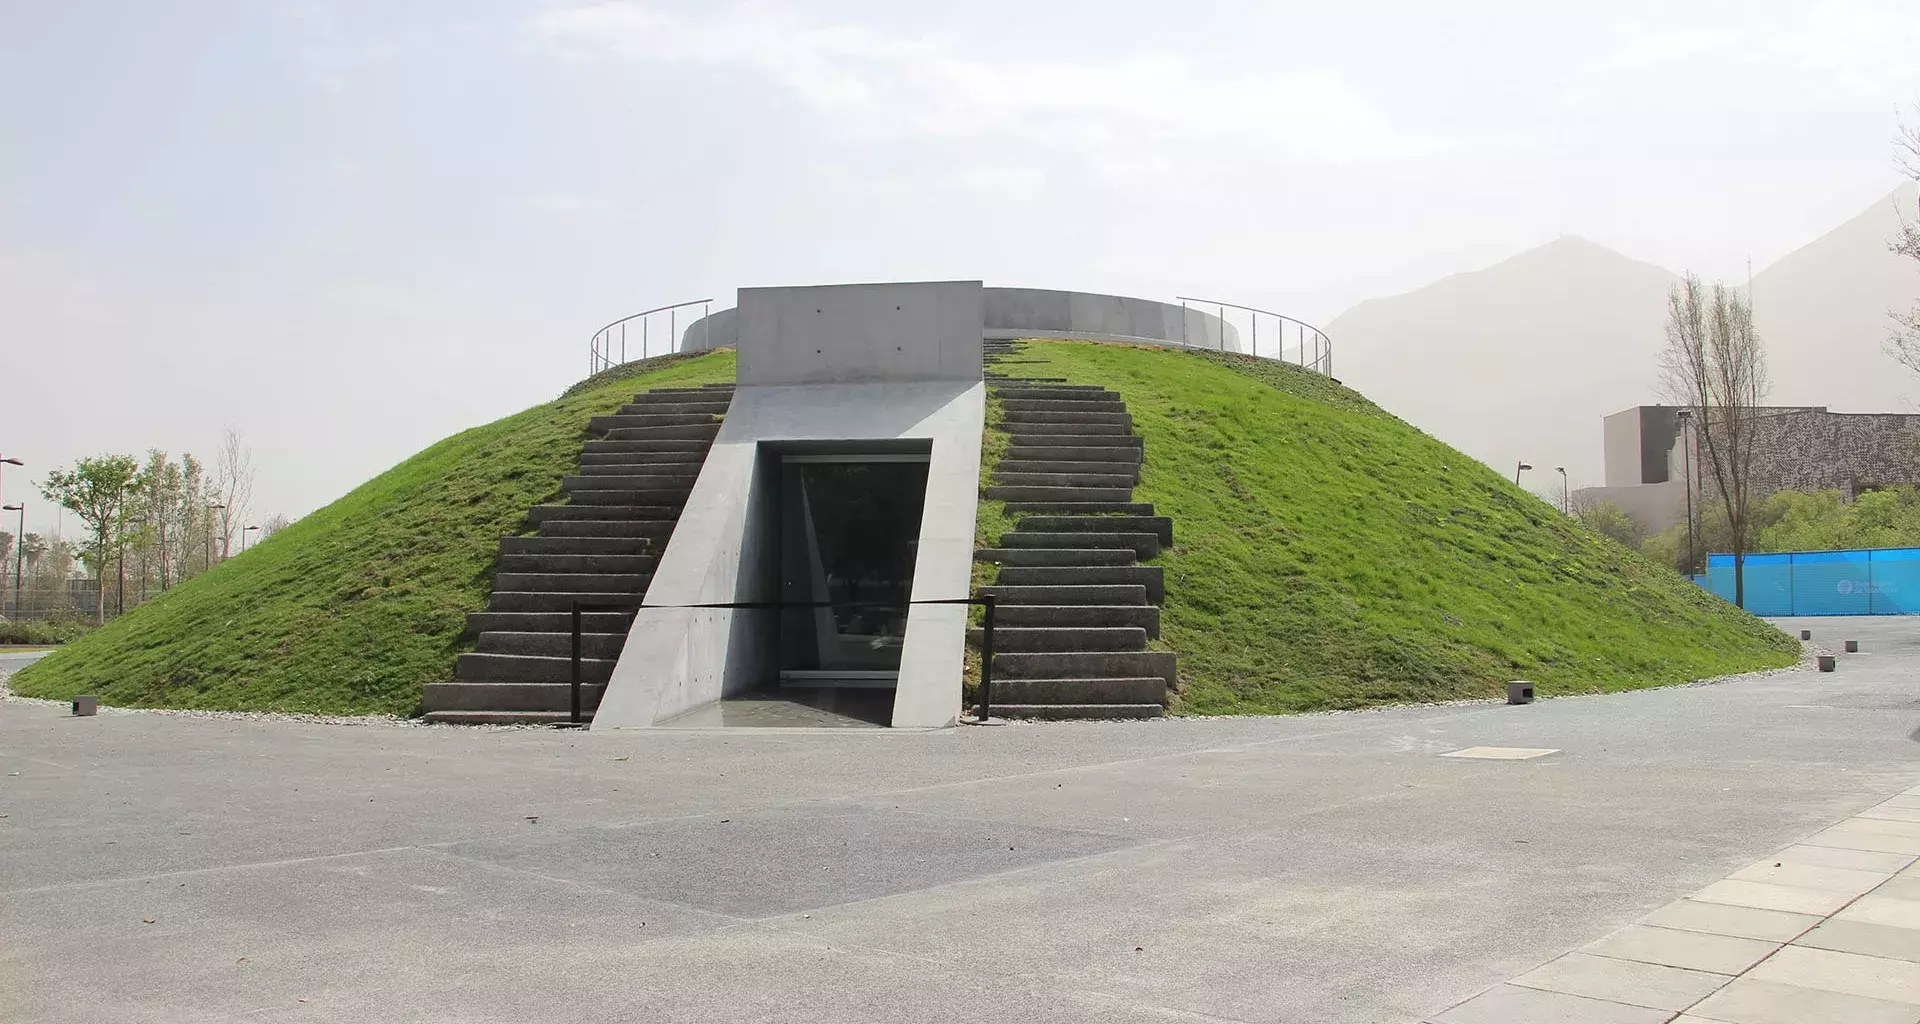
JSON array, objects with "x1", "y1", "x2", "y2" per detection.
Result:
[
  {"x1": 1801, "y1": 629, "x2": 1813, "y2": 641},
  {"x1": 1845, "y1": 640, "x2": 1859, "y2": 653},
  {"x1": 71, "y1": 695, "x2": 98, "y2": 716},
  {"x1": 1818, "y1": 655, "x2": 1837, "y2": 672},
  {"x1": 1507, "y1": 681, "x2": 1535, "y2": 705}
]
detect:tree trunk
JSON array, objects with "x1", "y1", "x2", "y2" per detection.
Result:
[{"x1": 1733, "y1": 552, "x2": 1745, "y2": 609}]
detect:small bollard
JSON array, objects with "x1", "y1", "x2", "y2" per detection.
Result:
[
  {"x1": 71, "y1": 695, "x2": 98, "y2": 717},
  {"x1": 1845, "y1": 640, "x2": 1860, "y2": 653},
  {"x1": 1801, "y1": 629, "x2": 1813, "y2": 641},
  {"x1": 1817, "y1": 655, "x2": 1837, "y2": 672},
  {"x1": 1507, "y1": 680, "x2": 1535, "y2": 705}
]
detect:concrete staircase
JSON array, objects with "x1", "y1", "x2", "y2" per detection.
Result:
[
  {"x1": 975, "y1": 349, "x2": 1176, "y2": 720},
  {"x1": 420, "y1": 382, "x2": 735, "y2": 725}
]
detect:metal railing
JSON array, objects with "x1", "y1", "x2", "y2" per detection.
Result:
[
  {"x1": 587, "y1": 298, "x2": 715, "y2": 376},
  {"x1": 1176, "y1": 296, "x2": 1333, "y2": 377},
  {"x1": 564, "y1": 595, "x2": 1000, "y2": 726}
]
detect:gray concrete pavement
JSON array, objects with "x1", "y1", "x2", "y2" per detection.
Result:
[
  {"x1": 1, "y1": 617, "x2": 1917, "y2": 1023},
  {"x1": 0, "y1": 649, "x2": 51, "y2": 674}
]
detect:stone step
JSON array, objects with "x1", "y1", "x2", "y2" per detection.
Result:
[
  {"x1": 536, "y1": 520, "x2": 675, "y2": 540},
  {"x1": 582, "y1": 440, "x2": 712, "y2": 455},
  {"x1": 1005, "y1": 446, "x2": 1142, "y2": 464},
  {"x1": 499, "y1": 536, "x2": 651, "y2": 556},
  {"x1": 1001, "y1": 419, "x2": 1131, "y2": 436},
  {"x1": 530, "y1": 503, "x2": 681, "y2": 522},
  {"x1": 587, "y1": 413, "x2": 721, "y2": 433},
  {"x1": 997, "y1": 531, "x2": 1159, "y2": 558},
  {"x1": 422, "y1": 710, "x2": 586, "y2": 726},
  {"x1": 993, "y1": 650, "x2": 1176, "y2": 687},
  {"x1": 1015, "y1": 515, "x2": 1172, "y2": 544},
  {"x1": 1005, "y1": 501, "x2": 1159, "y2": 516},
  {"x1": 967, "y1": 626, "x2": 1146, "y2": 653},
  {"x1": 995, "y1": 461, "x2": 1140, "y2": 479},
  {"x1": 986, "y1": 677, "x2": 1166, "y2": 705},
  {"x1": 973, "y1": 547, "x2": 1137, "y2": 567},
  {"x1": 561, "y1": 474, "x2": 696, "y2": 492},
  {"x1": 999, "y1": 398, "x2": 1125, "y2": 413},
  {"x1": 994, "y1": 603, "x2": 1160, "y2": 638},
  {"x1": 1001, "y1": 433, "x2": 1141, "y2": 448},
  {"x1": 991, "y1": 387, "x2": 1116, "y2": 400},
  {"x1": 493, "y1": 572, "x2": 650, "y2": 593},
  {"x1": 997, "y1": 565, "x2": 1163, "y2": 603},
  {"x1": 990, "y1": 383, "x2": 1109, "y2": 392},
  {"x1": 601, "y1": 424, "x2": 722, "y2": 442},
  {"x1": 985, "y1": 485, "x2": 1136, "y2": 503},
  {"x1": 991, "y1": 472, "x2": 1136, "y2": 488},
  {"x1": 477, "y1": 630, "x2": 628, "y2": 659},
  {"x1": 563, "y1": 489, "x2": 692, "y2": 507},
  {"x1": 1002, "y1": 411, "x2": 1132, "y2": 428},
  {"x1": 496, "y1": 552, "x2": 655, "y2": 575},
  {"x1": 577, "y1": 450, "x2": 707, "y2": 466},
  {"x1": 454, "y1": 652, "x2": 615, "y2": 684},
  {"x1": 979, "y1": 584, "x2": 1148, "y2": 605},
  {"x1": 989, "y1": 703, "x2": 1164, "y2": 721},
  {"x1": 465, "y1": 610, "x2": 635, "y2": 634},
  {"x1": 487, "y1": 591, "x2": 645, "y2": 613},
  {"x1": 985, "y1": 375, "x2": 1069, "y2": 384},
  {"x1": 574, "y1": 459, "x2": 704, "y2": 475},
  {"x1": 615, "y1": 401, "x2": 730, "y2": 416},
  {"x1": 423, "y1": 679, "x2": 604, "y2": 712}
]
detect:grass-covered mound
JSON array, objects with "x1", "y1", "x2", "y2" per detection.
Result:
[
  {"x1": 985, "y1": 340, "x2": 1797, "y2": 714},
  {"x1": 11, "y1": 351, "x2": 738, "y2": 715}
]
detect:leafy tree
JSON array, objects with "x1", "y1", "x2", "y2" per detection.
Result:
[
  {"x1": 1575, "y1": 501, "x2": 1641, "y2": 547},
  {"x1": 39, "y1": 455, "x2": 141, "y2": 623}
]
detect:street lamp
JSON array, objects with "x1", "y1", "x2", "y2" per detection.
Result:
[
  {"x1": 1556, "y1": 467, "x2": 1568, "y2": 515},
  {"x1": 0, "y1": 456, "x2": 21, "y2": 513},
  {"x1": 2, "y1": 503, "x2": 20, "y2": 617},
  {"x1": 241, "y1": 525, "x2": 259, "y2": 553},
  {"x1": 205, "y1": 503, "x2": 226, "y2": 571},
  {"x1": 1676, "y1": 410, "x2": 1696, "y2": 576},
  {"x1": 1514, "y1": 461, "x2": 1533, "y2": 486}
]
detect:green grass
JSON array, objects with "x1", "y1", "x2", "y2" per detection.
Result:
[
  {"x1": 11, "y1": 351, "x2": 738, "y2": 715},
  {"x1": 983, "y1": 341, "x2": 1798, "y2": 713}
]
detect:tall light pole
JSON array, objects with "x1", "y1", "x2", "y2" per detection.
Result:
[
  {"x1": 241, "y1": 525, "x2": 259, "y2": 553},
  {"x1": 205, "y1": 502, "x2": 226, "y2": 572},
  {"x1": 1676, "y1": 410, "x2": 1696, "y2": 576},
  {"x1": 0, "y1": 457, "x2": 21, "y2": 526},
  {"x1": 2, "y1": 503, "x2": 20, "y2": 617},
  {"x1": 1556, "y1": 467, "x2": 1568, "y2": 514},
  {"x1": 1514, "y1": 461, "x2": 1532, "y2": 486}
]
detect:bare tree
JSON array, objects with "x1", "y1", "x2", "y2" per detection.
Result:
[
  {"x1": 1890, "y1": 102, "x2": 1920, "y2": 374},
  {"x1": 1660, "y1": 274, "x2": 1769, "y2": 607},
  {"x1": 213, "y1": 427, "x2": 255, "y2": 561},
  {"x1": 259, "y1": 513, "x2": 293, "y2": 539}
]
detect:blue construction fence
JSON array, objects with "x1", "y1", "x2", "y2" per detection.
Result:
[{"x1": 1704, "y1": 548, "x2": 1920, "y2": 616}]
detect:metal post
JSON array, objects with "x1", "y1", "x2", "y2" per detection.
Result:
[
  {"x1": 570, "y1": 601, "x2": 583, "y2": 725},
  {"x1": 1252, "y1": 315, "x2": 1257, "y2": 358},
  {"x1": 1218, "y1": 305, "x2": 1226, "y2": 351},
  {"x1": 977, "y1": 596, "x2": 996, "y2": 721},
  {"x1": 670, "y1": 308, "x2": 676, "y2": 356},
  {"x1": 1680, "y1": 413, "x2": 1696, "y2": 576},
  {"x1": 643, "y1": 318, "x2": 649, "y2": 361},
  {"x1": 1180, "y1": 301, "x2": 1188, "y2": 348},
  {"x1": 702, "y1": 301, "x2": 711, "y2": 353},
  {"x1": 8, "y1": 504, "x2": 21, "y2": 617},
  {"x1": 621, "y1": 322, "x2": 626, "y2": 364}
]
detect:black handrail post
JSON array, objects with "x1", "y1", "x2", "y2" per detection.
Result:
[
  {"x1": 977, "y1": 595, "x2": 996, "y2": 721},
  {"x1": 570, "y1": 600, "x2": 583, "y2": 725}
]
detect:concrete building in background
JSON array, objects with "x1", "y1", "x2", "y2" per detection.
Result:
[{"x1": 1575, "y1": 404, "x2": 1920, "y2": 533}]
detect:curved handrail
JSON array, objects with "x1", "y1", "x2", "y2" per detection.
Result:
[
  {"x1": 1175, "y1": 295, "x2": 1332, "y2": 377},
  {"x1": 588, "y1": 298, "x2": 714, "y2": 375}
]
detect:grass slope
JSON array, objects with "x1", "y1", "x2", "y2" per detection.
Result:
[
  {"x1": 12, "y1": 351, "x2": 738, "y2": 715},
  {"x1": 985, "y1": 341, "x2": 1797, "y2": 713}
]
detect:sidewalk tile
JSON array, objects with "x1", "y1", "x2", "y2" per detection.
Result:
[
  {"x1": 1430, "y1": 983, "x2": 1670, "y2": 1024},
  {"x1": 1861, "y1": 807, "x2": 1920, "y2": 824},
  {"x1": 1511, "y1": 952, "x2": 1728, "y2": 1011},
  {"x1": 1832, "y1": 818, "x2": 1920, "y2": 838},
  {"x1": 1877, "y1": 879, "x2": 1920, "y2": 902},
  {"x1": 1689, "y1": 977, "x2": 1920, "y2": 1024},
  {"x1": 1692, "y1": 879, "x2": 1855, "y2": 916},
  {"x1": 1839, "y1": 896, "x2": 1920, "y2": 930},
  {"x1": 1641, "y1": 900, "x2": 1821, "y2": 942},
  {"x1": 1772, "y1": 844, "x2": 1915, "y2": 873},
  {"x1": 1746, "y1": 945, "x2": 1920, "y2": 1004},
  {"x1": 1586, "y1": 924, "x2": 1779, "y2": 974},
  {"x1": 1798, "y1": 920, "x2": 1920, "y2": 962},
  {"x1": 1874, "y1": 796, "x2": 1920, "y2": 811},
  {"x1": 1729, "y1": 860, "x2": 1892, "y2": 894},
  {"x1": 1801, "y1": 829, "x2": 1920, "y2": 855}
]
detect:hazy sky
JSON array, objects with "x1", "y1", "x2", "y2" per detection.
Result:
[{"x1": 4, "y1": 1, "x2": 1918, "y2": 536}]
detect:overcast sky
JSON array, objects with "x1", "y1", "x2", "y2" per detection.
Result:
[{"x1": 3, "y1": 0, "x2": 1918, "y2": 536}]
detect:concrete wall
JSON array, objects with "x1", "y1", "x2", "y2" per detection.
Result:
[
  {"x1": 681, "y1": 286, "x2": 1242, "y2": 355},
  {"x1": 1601, "y1": 408, "x2": 1645, "y2": 487},
  {"x1": 592, "y1": 382, "x2": 985, "y2": 730},
  {"x1": 1574, "y1": 480, "x2": 1689, "y2": 534},
  {"x1": 735, "y1": 281, "x2": 984, "y2": 385}
]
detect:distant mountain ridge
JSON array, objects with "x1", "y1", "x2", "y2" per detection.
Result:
[{"x1": 1325, "y1": 184, "x2": 1920, "y2": 490}]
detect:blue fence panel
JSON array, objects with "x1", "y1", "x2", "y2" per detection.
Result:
[
  {"x1": 1707, "y1": 553, "x2": 1793, "y2": 615},
  {"x1": 1789, "y1": 550, "x2": 1872, "y2": 616},
  {"x1": 1869, "y1": 548, "x2": 1920, "y2": 615}
]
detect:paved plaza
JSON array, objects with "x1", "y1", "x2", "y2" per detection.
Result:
[{"x1": 2, "y1": 619, "x2": 1918, "y2": 1023}]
